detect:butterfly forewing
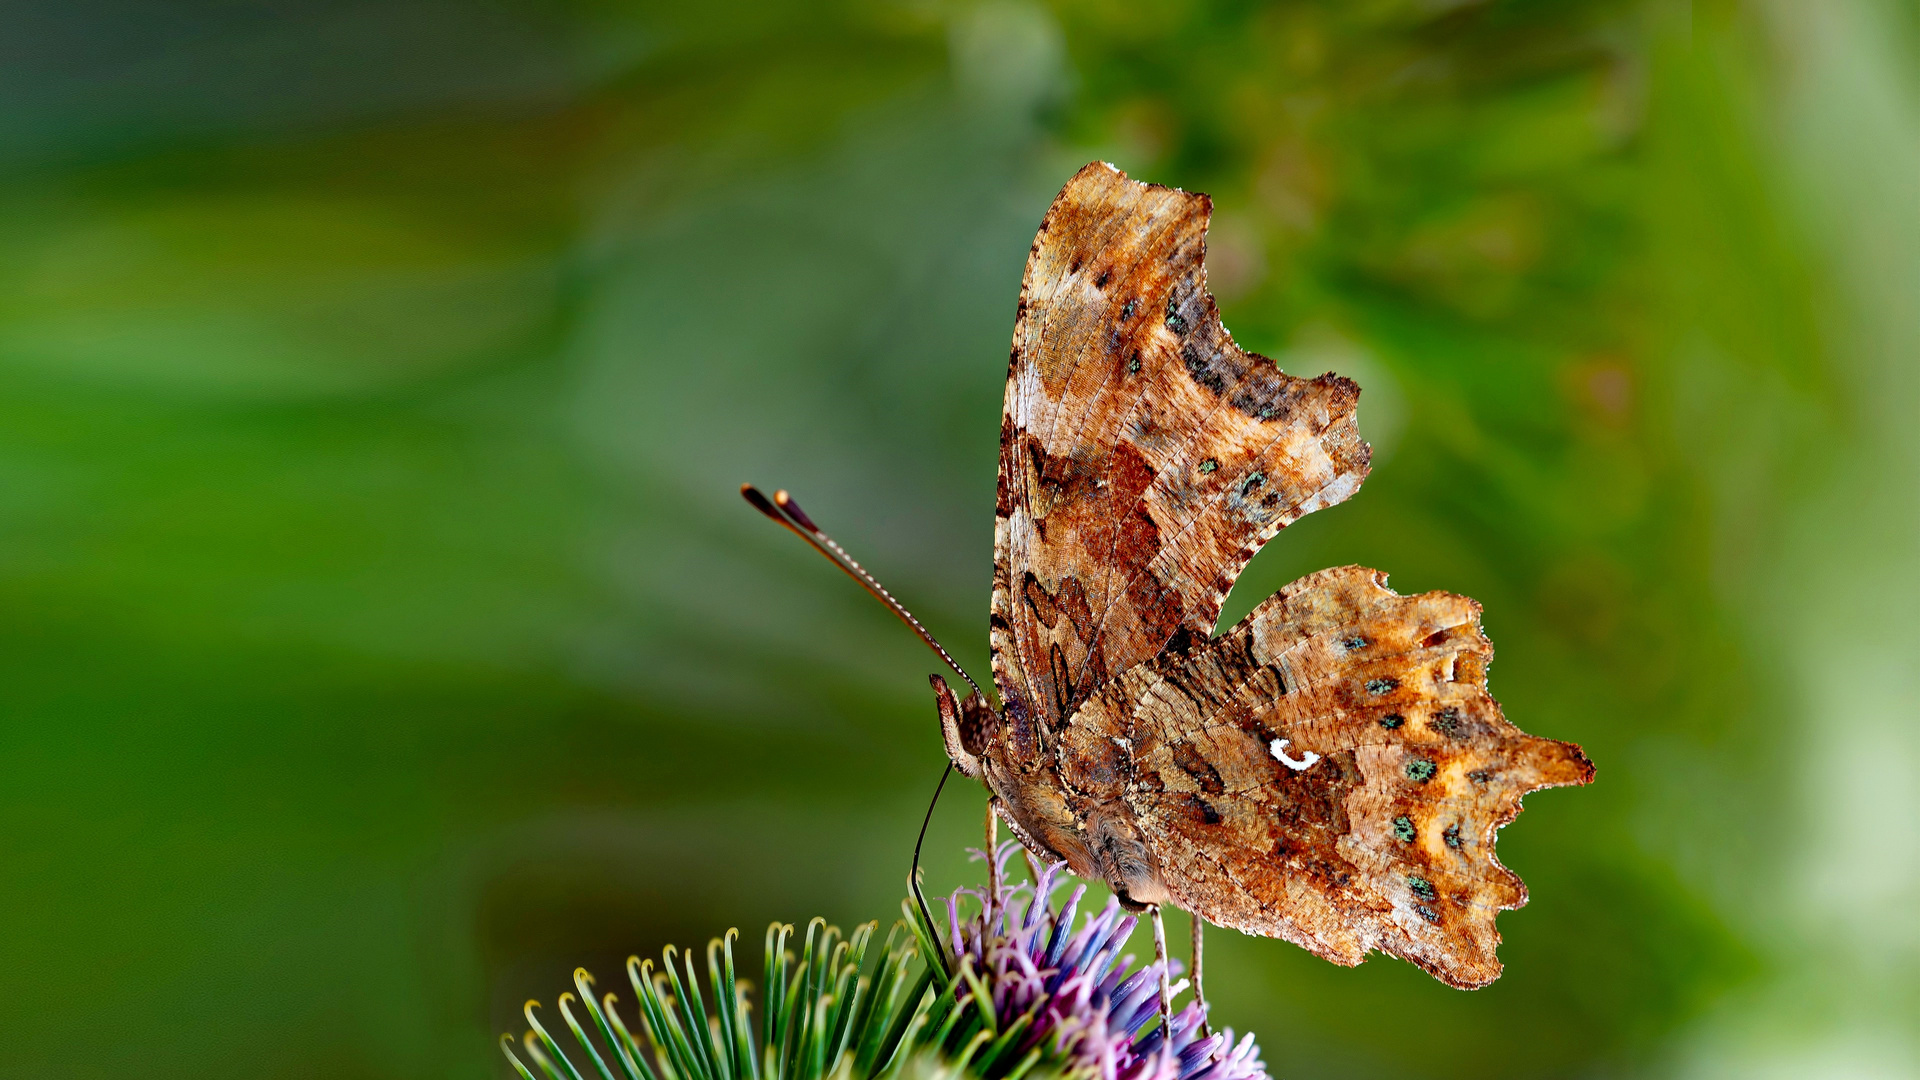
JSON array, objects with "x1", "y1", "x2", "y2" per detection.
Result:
[{"x1": 991, "y1": 162, "x2": 1371, "y2": 739}]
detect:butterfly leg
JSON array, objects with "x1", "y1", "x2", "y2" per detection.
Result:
[
  {"x1": 1149, "y1": 905, "x2": 1175, "y2": 1036},
  {"x1": 1191, "y1": 914, "x2": 1211, "y2": 1037},
  {"x1": 984, "y1": 802, "x2": 1001, "y2": 928}
]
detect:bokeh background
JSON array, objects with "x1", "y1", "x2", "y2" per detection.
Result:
[{"x1": 5, "y1": 1, "x2": 1918, "y2": 1077}]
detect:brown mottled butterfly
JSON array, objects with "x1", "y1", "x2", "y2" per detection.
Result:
[{"x1": 745, "y1": 162, "x2": 1592, "y2": 997}]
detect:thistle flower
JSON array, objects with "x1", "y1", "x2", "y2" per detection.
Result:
[
  {"x1": 925, "y1": 843, "x2": 1268, "y2": 1080},
  {"x1": 502, "y1": 842, "x2": 1269, "y2": 1080}
]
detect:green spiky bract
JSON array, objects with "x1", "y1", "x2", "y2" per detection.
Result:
[{"x1": 502, "y1": 891, "x2": 1044, "y2": 1080}]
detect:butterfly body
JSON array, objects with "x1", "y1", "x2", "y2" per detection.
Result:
[{"x1": 932, "y1": 162, "x2": 1592, "y2": 990}]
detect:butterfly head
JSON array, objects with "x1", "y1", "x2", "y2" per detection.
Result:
[{"x1": 930, "y1": 672, "x2": 998, "y2": 781}]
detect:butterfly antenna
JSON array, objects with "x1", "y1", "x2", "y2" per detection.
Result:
[{"x1": 741, "y1": 484, "x2": 986, "y2": 702}]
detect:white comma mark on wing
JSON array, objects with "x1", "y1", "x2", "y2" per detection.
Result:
[{"x1": 1269, "y1": 738, "x2": 1321, "y2": 771}]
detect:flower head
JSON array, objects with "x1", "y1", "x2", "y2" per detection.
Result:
[
  {"x1": 930, "y1": 843, "x2": 1269, "y2": 1080},
  {"x1": 504, "y1": 841, "x2": 1272, "y2": 1080}
]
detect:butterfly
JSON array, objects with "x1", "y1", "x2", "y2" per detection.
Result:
[{"x1": 746, "y1": 161, "x2": 1592, "y2": 993}]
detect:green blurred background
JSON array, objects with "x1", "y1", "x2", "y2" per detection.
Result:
[{"x1": 4, "y1": 1, "x2": 1918, "y2": 1076}]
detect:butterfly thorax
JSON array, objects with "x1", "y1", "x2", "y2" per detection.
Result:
[{"x1": 934, "y1": 670, "x2": 1166, "y2": 907}]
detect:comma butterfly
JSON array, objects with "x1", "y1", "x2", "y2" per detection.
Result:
[{"x1": 746, "y1": 162, "x2": 1592, "y2": 993}]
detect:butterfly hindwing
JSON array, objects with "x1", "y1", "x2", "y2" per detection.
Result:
[
  {"x1": 1119, "y1": 566, "x2": 1594, "y2": 988},
  {"x1": 991, "y1": 163, "x2": 1371, "y2": 744}
]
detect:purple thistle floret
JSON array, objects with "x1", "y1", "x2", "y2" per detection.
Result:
[{"x1": 938, "y1": 843, "x2": 1270, "y2": 1080}]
